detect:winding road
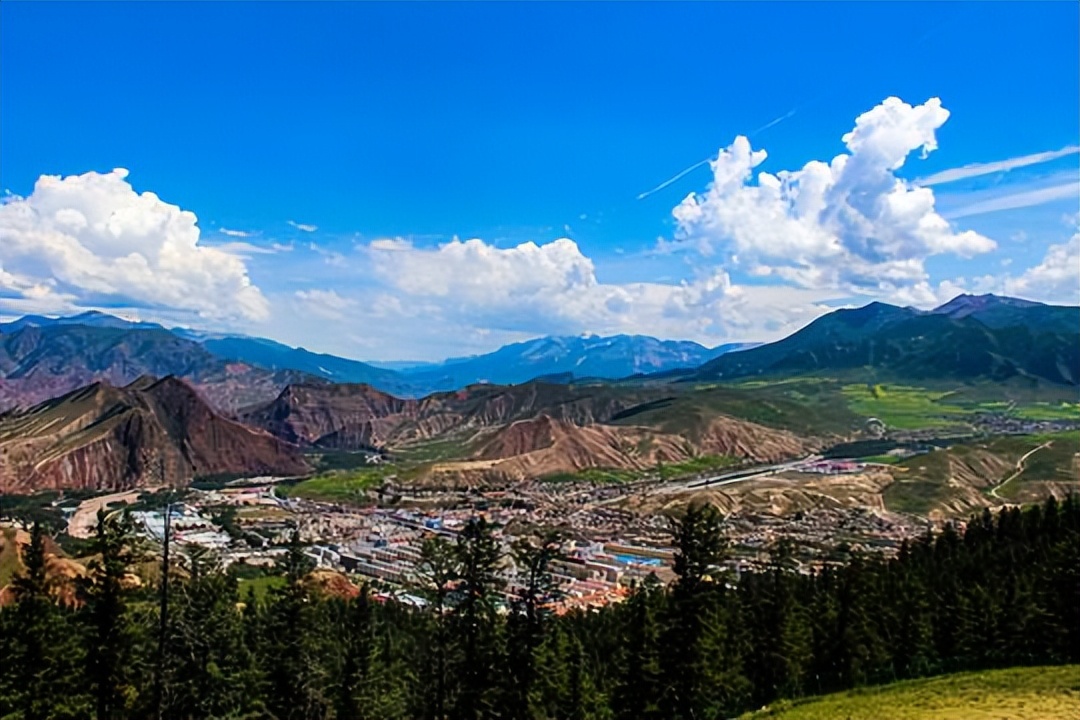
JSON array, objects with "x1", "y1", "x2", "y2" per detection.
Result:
[{"x1": 991, "y1": 441, "x2": 1052, "y2": 501}]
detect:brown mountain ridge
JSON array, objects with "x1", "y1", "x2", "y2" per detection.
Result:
[
  {"x1": 0, "y1": 376, "x2": 310, "y2": 494},
  {"x1": 242, "y1": 381, "x2": 813, "y2": 484},
  {"x1": 239, "y1": 381, "x2": 653, "y2": 450}
]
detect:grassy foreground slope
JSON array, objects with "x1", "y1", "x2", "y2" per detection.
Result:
[{"x1": 742, "y1": 665, "x2": 1080, "y2": 720}]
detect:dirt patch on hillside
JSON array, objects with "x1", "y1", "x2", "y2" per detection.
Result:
[{"x1": 626, "y1": 469, "x2": 896, "y2": 517}]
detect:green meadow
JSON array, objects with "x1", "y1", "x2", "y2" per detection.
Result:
[{"x1": 741, "y1": 665, "x2": 1080, "y2": 720}]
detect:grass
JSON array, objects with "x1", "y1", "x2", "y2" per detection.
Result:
[
  {"x1": 394, "y1": 437, "x2": 472, "y2": 464},
  {"x1": 999, "y1": 430, "x2": 1080, "y2": 497},
  {"x1": 1011, "y1": 402, "x2": 1080, "y2": 421},
  {"x1": 884, "y1": 448, "x2": 953, "y2": 515},
  {"x1": 884, "y1": 479, "x2": 952, "y2": 516},
  {"x1": 970, "y1": 400, "x2": 1080, "y2": 421},
  {"x1": 882, "y1": 431, "x2": 1080, "y2": 514},
  {"x1": 707, "y1": 377, "x2": 1073, "y2": 435},
  {"x1": 614, "y1": 379, "x2": 862, "y2": 438},
  {"x1": 278, "y1": 466, "x2": 393, "y2": 504},
  {"x1": 542, "y1": 467, "x2": 641, "y2": 484},
  {"x1": 841, "y1": 384, "x2": 969, "y2": 430},
  {"x1": 237, "y1": 574, "x2": 286, "y2": 603},
  {"x1": 308, "y1": 450, "x2": 384, "y2": 473},
  {"x1": 740, "y1": 665, "x2": 1080, "y2": 720},
  {"x1": 658, "y1": 454, "x2": 739, "y2": 480},
  {"x1": 540, "y1": 456, "x2": 739, "y2": 485},
  {"x1": 860, "y1": 453, "x2": 901, "y2": 464},
  {"x1": 693, "y1": 378, "x2": 1079, "y2": 435}
]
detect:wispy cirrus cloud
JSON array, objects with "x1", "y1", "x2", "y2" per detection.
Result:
[
  {"x1": 209, "y1": 241, "x2": 281, "y2": 257},
  {"x1": 917, "y1": 145, "x2": 1080, "y2": 186},
  {"x1": 944, "y1": 180, "x2": 1079, "y2": 219},
  {"x1": 288, "y1": 220, "x2": 318, "y2": 232},
  {"x1": 218, "y1": 227, "x2": 253, "y2": 237}
]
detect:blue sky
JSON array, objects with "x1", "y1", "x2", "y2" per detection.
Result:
[{"x1": 1, "y1": 1, "x2": 1077, "y2": 360}]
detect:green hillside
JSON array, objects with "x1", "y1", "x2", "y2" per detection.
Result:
[
  {"x1": 741, "y1": 665, "x2": 1080, "y2": 720},
  {"x1": 883, "y1": 430, "x2": 1080, "y2": 515},
  {"x1": 691, "y1": 297, "x2": 1079, "y2": 387}
]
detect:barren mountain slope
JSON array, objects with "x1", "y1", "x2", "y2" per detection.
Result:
[
  {"x1": 240, "y1": 381, "x2": 656, "y2": 449},
  {"x1": 417, "y1": 412, "x2": 812, "y2": 486},
  {"x1": 0, "y1": 377, "x2": 309, "y2": 494}
]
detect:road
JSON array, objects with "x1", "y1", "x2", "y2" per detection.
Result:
[
  {"x1": 991, "y1": 441, "x2": 1052, "y2": 501},
  {"x1": 67, "y1": 490, "x2": 141, "y2": 538},
  {"x1": 679, "y1": 454, "x2": 823, "y2": 490},
  {"x1": 594, "y1": 454, "x2": 824, "y2": 506}
]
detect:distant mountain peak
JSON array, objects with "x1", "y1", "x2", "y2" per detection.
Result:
[
  {"x1": 932, "y1": 293, "x2": 1043, "y2": 319},
  {"x1": 689, "y1": 297, "x2": 1078, "y2": 386},
  {"x1": 123, "y1": 374, "x2": 160, "y2": 392}
]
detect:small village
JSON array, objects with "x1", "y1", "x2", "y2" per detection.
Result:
[{"x1": 47, "y1": 458, "x2": 934, "y2": 613}]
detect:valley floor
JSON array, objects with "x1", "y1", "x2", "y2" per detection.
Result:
[{"x1": 741, "y1": 665, "x2": 1080, "y2": 720}]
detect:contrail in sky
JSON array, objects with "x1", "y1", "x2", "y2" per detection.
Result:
[
  {"x1": 634, "y1": 21, "x2": 948, "y2": 203},
  {"x1": 636, "y1": 159, "x2": 711, "y2": 200},
  {"x1": 750, "y1": 107, "x2": 798, "y2": 136},
  {"x1": 636, "y1": 106, "x2": 798, "y2": 201}
]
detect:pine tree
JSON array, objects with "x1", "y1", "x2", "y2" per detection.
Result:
[
  {"x1": 660, "y1": 502, "x2": 733, "y2": 719},
  {"x1": 79, "y1": 509, "x2": 145, "y2": 720},
  {"x1": 333, "y1": 587, "x2": 410, "y2": 719},
  {"x1": 744, "y1": 541, "x2": 812, "y2": 704},
  {"x1": 612, "y1": 577, "x2": 662, "y2": 720},
  {"x1": 262, "y1": 529, "x2": 329, "y2": 720},
  {"x1": 503, "y1": 531, "x2": 561, "y2": 719},
  {"x1": 451, "y1": 517, "x2": 504, "y2": 720},
  {"x1": 161, "y1": 545, "x2": 257, "y2": 718},
  {"x1": 5, "y1": 523, "x2": 89, "y2": 719},
  {"x1": 416, "y1": 534, "x2": 461, "y2": 718}
]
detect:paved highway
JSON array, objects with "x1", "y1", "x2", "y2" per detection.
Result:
[
  {"x1": 680, "y1": 454, "x2": 823, "y2": 490},
  {"x1": 593, "y1": 455, "x2": 825, "y2": 507}
]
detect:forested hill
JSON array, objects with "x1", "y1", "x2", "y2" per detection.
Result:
[
  {"x1": 689, "y1": 295, "x2": 1080, "y2": 386},
  {"x1": 2, "y1": 496, "x2": 1078, "y2": 719}
]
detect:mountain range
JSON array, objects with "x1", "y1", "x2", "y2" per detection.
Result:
[
  {"x1": 688, "y1": 294, "x2": 1079, "y2": 386},
  {"x1": 1, "y1": 295, "x2": 1075, "y2": 417},
  {"x1": 396, "y1": 335, "x2": 750, "y2": 392},
  {"x1": 0, "y1": 312, "x2": 748, "y2": 408},
  {"x1": 0, "y1": 293, "x2": 1075, "y2": 495},
  {"x1": 0, "y1": 323, "x2": 319, "y2": 412}
]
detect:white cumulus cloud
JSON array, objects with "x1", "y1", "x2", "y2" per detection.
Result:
[
  {"x1": 364, "y1": 236, "x2": 838, "y2": 345},
  {"x1": 671, "y1": 97, "x2": 996, "y2": 294},
  {"x1": 1001, "y1": 231, "x2": 1080, "y2": 304},
  {"x1": 0, "y1": 168, "x2": 268, "y2": 321}
]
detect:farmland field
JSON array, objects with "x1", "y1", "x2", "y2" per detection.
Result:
[
  {"x1": 841, "y1": 384, "x2": 968, "y2": 430},
  {"x1": 278, "y1": 467, "x2": 393, "y2": 503}
]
